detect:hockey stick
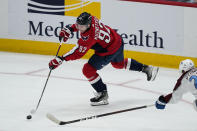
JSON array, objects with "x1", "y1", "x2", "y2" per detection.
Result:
[
  {"x1": 29, "y1": 42, "x2": 63, "y2": 116},
  {"x1": 46, "y1": 104, "x2": 154, "y2": 125}
]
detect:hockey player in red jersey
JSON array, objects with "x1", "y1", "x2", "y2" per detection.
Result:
[
  {"x1": 49, "y1": 12, "x2": 159, "y2": 106},
  {"x1": 155, "y1": 59, "x2": 197, "y2": 111}
]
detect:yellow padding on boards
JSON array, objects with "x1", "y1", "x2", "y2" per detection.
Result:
[
  {"x1": 0, "y1": 38, "x2": 94, "y2": 59},
  {"x1": 124, "y1": 50, "x2": 197, "y2": 68},
  {"x1": 0, "y1": 38, "x2": 196, "y2": 68}
]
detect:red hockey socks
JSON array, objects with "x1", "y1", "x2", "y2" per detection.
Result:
[{"x1": 82, "y1": 63, "x2": 107, "y2": 92}]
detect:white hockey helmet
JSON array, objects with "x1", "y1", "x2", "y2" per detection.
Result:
[{"x1": 179, "y1": 59, "x2": 195, "y2": 73}]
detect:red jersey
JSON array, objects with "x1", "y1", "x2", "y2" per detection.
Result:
[{"x1": 63, "y1": 16, "x2": 122, "y2": 61}]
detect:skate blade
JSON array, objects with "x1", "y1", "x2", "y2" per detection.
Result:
[
  {"x1": 150, "y1": 67, "x2": 159, "y2": 81},
  {"x1": 90, "y1": 100, "x2": 109, "y2": 106}
]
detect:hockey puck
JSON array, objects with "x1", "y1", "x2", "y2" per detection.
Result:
[{"x1": 26, "y1": 115, "x2": 32, "y2": 120}]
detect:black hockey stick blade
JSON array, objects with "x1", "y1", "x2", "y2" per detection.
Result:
[{"x1": 47, "y1": 104, "x2": 154, "y2": 125}]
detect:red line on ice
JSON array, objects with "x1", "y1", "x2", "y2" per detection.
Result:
[{"x1": 0, "y1": 71, "x2": 192, "y2": 105}]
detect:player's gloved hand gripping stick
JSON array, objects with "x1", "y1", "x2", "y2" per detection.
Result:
[{"x1": 48, "y1": 27, "x2": 71, "y2": 70}]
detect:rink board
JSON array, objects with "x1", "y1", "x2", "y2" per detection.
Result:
[
  {"x1": 1, "y1": 0, "x2": 197, "y2": 68},
  {"x1": 0, "y1": 38, "x2": 196, "y2": 68}
]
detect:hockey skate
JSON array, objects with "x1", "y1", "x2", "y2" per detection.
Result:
[
  {"x1": 90, "y1": 90, "x2": 109, "y2": 106},
  {"x1": 142, "y1": 65, "x2": 159, "y2": 81}
]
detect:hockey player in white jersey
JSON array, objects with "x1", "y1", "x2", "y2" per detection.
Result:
[{"x1": 155, "y1": 59, "x2": 197, "y2": 111}]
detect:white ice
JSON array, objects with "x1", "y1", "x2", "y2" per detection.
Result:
[{"x1": 0, "y1": 52, "x2": 196, "y2": 131}]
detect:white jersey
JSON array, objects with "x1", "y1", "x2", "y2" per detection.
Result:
[{"x1": 168, "y1": 68, "x2": 197, "y2": 104}]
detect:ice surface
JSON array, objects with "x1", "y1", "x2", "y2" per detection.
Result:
[{"x1": 0, "y1": 52, "x2": 196, "y2": 131}]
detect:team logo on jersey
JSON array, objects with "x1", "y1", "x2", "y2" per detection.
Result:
[
  {"x1": 81, "y1": 35, "x2": 89, "y2": 41},
  {"x1": 27, "y1": 0, "x2": 101, "y2": 19}
]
